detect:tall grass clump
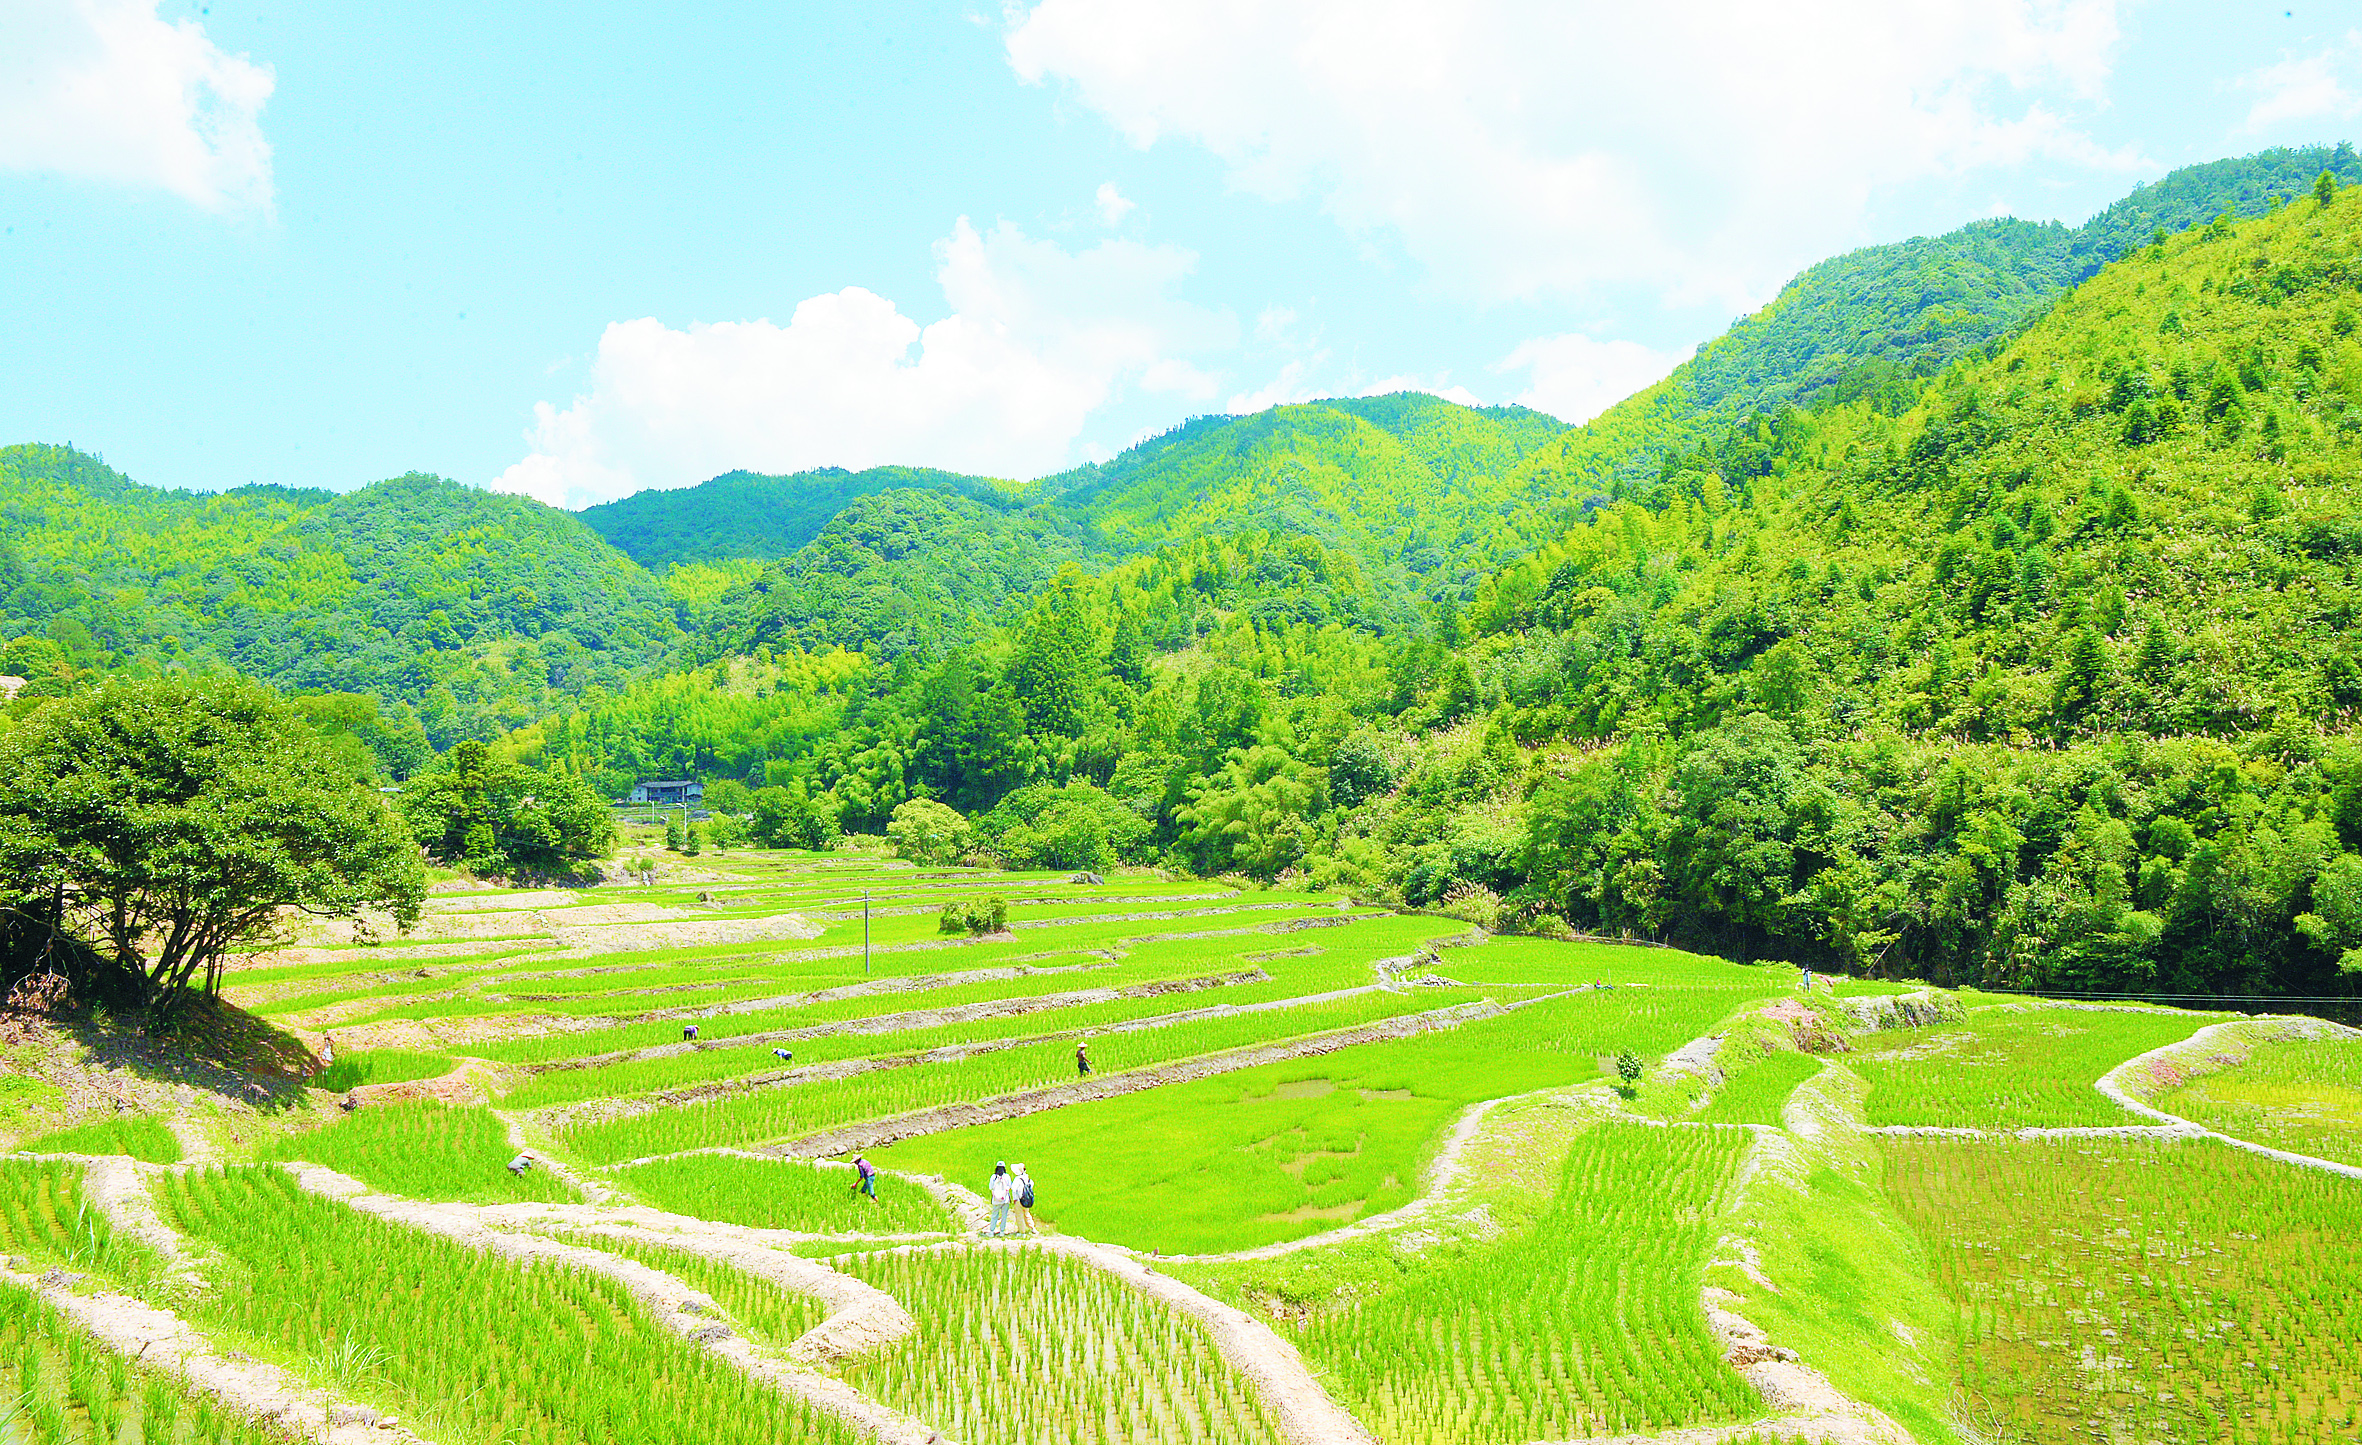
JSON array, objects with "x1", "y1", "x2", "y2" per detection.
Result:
[
  {"x1": 834, "y1": 1242, "x2": 1284, "y2": 1444},
  {"x1": 266, "y1": 1100, "x2": 574, "y2": 1204},
  {"x1": 1299, "y1": 1122, "x2": 1754, "y2": 1443},
  {"x1": 1887, "y1": 1134, "x2": 2362, "y2": 1443},
  {"x1": 612, "y1": 1153, "x2": 951, "y2": 1235},
  {"x1": 19, "y1": 1114, "x2": 183, "y2": 1163},
  {"x1": 156, "y1": 1166, "x2": 862, "y2": 1445}
]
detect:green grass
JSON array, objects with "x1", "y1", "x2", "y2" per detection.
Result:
[
  {"x1": 609, "y1": 1153, "x2": 951, "y2": 1235},
  {"x1": 0, "y1": 1281, "x2": 294, "y2": 1445},
  {"x1": 266, "y1": 1101, "x2": 575, "y2": 1204},
  {"x1": 155, "y1": 1166, "x2": 861, "y2": 1445},
  {"x1": 313, "y1": 1048, "x2": 454, "y2": 1092},
  {"x1": 1296, "y1": 1121, "x2": 1754, "y2": 1444},
  {"x1": 1886, "y1": 1134, "x2": 2362, "y2": 1444},
  {"x1": 1850, "y1": 1005, "x2": 2210, "y2": 1128},
  {"x1": 874, "y1": 983, "x2": 1776, "y2": 1254},
  {"x1": 19, "y1": 1114, "x2": 183, "y2": 1163},
  {"x1": 2154, "y1": 1033, "x2": 2362, "y2": 1167},
  {"x1": 831, "y1": 1243, "x2": 1285, "y2": 1445},
  {"x1": 1719, "y1": 1065, "x2": 1962, "y2": 1445}
]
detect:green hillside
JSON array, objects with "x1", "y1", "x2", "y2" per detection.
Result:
[
  {"x1": 578, "y1": 463, "x2": 1020, "y2": 569},
  {"x1": 0, "y1": 448, "x2": 680, "y2": 756},
  {"x1": 1493, "y1": 143, "x2": 2362, "y2": 545},
  {"x1": 1464, "y1": 176, "x2": 2362, "y2": 995}
]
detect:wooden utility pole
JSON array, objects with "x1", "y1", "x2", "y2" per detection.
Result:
[{"x1": 863, "y1": 890, "x2": 871, "y2": 975}]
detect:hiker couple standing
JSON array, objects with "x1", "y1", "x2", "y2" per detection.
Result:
[{"x1": 988, "y1": 1160, "x2": 1038, "y2": 1236}]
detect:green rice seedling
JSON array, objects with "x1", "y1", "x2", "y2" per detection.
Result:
[
  {"x1": 1298, "y1": 1122, "x2": 1755, "y2": 1444},
  {"x1": 502, "y1": 962, "x2": 1411, "y2": 1110},
  {"x1": 0, "y1": 1159, "x2": 94, "y2": 1261},
  {"x1": 1851, "y1": 1005, "x2": 2208, "y2": 1128},
  {"x1": 877, "y1": 983, "x2": 1772, "y2": 1254},
  {"x1": 0, "y1": 1279, "x2": 295, "y2": 1445},
  {"x1": 265, "y1": 1101, "x2": 574, "y2": 1204},
  {"x1": 18, "y1": 1113, "x2": 183, "y2": 1162},
  {"x1": 311, "y1": 1049, "x2": 454, "y2": 1092},
  {"x1": 832, "y1": 1242, "x2": 1284, "y2": 1445},
  {"x1": 609, "y1": 1153, "x2": 951, "y2": 1235},
  {"x1": 548, "y1": 1232, "x2": 826, "y2": 1348},
  {"x1": 1693, "y1": 1051, "x2": 1824, "y2": 1126},
  {"x1": 562, "y1": 987, "x2": 1481, "y2": 1166},
  {"x1": 155, "y1": 1167, "x2": 862, "y2": 1445},
  {"x1": 1885, "y1": 1134, "x2": 2362, "y2": 1444},
  {"x1": 0, "y1": 1160, "x2": 162, "y2": 1292},
  {"x1": 2154, "y1": 1033, "x2": 2362, "y2": 1166}
]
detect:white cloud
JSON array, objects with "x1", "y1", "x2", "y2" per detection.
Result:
[
  {"x1": 1224, "y1": 361, "x2": 1321, "y2": 414},
  {"x1": 1496, "y1": 332, "x2": 1683, "y2": 423},
  {"x1": 0, "y1": 0, "x2": 273, "y2": 210},
  {"x1": 1359, "y1": 375, "x2": 1482, "y2": 407},
  {"x1": 1094, "y1": 180, "x2": 1136, "y2": 224},
  {"x1": 1006, "y1": 0, "x2": 2139, "y2": 309},
  {"x1": 2239, "y1": 36, "x2": 2362, "y2": 134},
  {"x1": 494, "y1": 217, "x2": 1233, "y2": 508}
]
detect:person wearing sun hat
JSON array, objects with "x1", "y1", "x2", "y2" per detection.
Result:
[{"x1": 988, "y1": 1159, "x2": 1014, "y2": 1236}]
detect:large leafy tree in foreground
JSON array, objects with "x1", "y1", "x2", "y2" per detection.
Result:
[{"x1": 0, "y1": 678, "x2": 426, "y2": 1017}]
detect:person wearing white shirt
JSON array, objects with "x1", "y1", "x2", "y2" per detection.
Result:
[{"x1": 987, "y1": 1160, "x2": 1014, "y2": 1236}]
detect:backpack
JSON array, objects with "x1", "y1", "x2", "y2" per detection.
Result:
[{"x1": 1019, "y1": 1178, "x2": 1035, "y2": 1208}]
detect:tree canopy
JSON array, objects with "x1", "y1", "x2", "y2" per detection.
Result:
[{"x1": 0, "y1": 677, "x2": 424, "y2": 1016}]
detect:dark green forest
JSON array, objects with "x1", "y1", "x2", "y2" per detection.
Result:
[{"x1": 8, "y1": 146, "x2": 2361, "y2": 1001}]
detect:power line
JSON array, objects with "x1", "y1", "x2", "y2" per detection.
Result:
[{"x1": 1966, "y1": 985, "x2": 2362, "y2": 1005}]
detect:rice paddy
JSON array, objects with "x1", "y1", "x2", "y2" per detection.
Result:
[
  {"x1": 831, "y1": 1243, "x2": 1287, "y2": 1445},
  {"x1": 1851, "y1": 1005, "x2": 2210, "y2": 1128},
  {"x1": 2153, "y1": 1032, "x2": 2362, "y2": 1167},
  {"x1": 12, "y1": 838, "x2": 2346, "y2": 1445},
  {"x1": 1886, "y1": 1134, "x2": 2362, "y2": 1444}
]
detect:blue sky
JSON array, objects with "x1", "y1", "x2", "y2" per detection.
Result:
[{"x1": 2, "y1": 1, "x2": 2358, "y2": 507}]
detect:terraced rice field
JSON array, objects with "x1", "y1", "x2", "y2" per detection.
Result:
[
  {"x1": 10, "y1": 839, "x2": 2352, "y2": 1445},
  {"x1": 1887, "y1": 1135, "x2": 2362, "y2": 1444},
  {"x1": 1851, "y1": 1004, "x2": 2211, "y2": 1128},
  {"x1": 2154, "y1": 1033, "x2": 2362, "y2": 1167}
]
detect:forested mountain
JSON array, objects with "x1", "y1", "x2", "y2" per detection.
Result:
[
  {"x1": 579, "y1": 464, "x2": 1019, "y2": 569},
  {"x1": 1491, "y1": 145, "x2": 2362, "y2": 544},
  {"x1": 496, "y1": 168, "x2": 2362, "y2": 1004},
  {"x1": 0, "y1": 448, "x2": 680, "y2": 755},
  {"x1": 9, "y1": 146, "x2": 2362, "y2": 1004}
]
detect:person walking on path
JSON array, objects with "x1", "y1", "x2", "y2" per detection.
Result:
[
  {"x1": 849, "y1": 1155, "x2": 877, "y2": 1202},
  {"x1": 1011, "y1": 1163, "x2": 1041, "y2": 1235},
  {"x1": 987, "y1": 1160, "x2": 1014, "y2": 1237},
  {"x1": 1075, "y1": 1041, "x2": 1091, "y2": 1077}
]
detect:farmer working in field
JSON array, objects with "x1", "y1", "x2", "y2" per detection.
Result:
[
  {"x1": 507, "y1": 1152, "x2": 535, "y2": 1177},
  {"x1": 773, "y1": 1047, "x2": 794, "y2": 1063},
  {"x1": 1075, "y1": 1041, "x2": 1091, "y2": 1077},
  {"x1": 849, "y1": 1155, "x2": 877, "y2": 1201}
]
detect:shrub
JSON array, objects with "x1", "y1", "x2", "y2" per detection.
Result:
[
  {"x1": 888, "y1": 798, "x2": 972, "y2": 865},
  {"x1": 938, "y1": 897, "x2": 1009, "y2": 936}
]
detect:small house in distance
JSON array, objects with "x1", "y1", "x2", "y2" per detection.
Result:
[{"x1": 630, "y1": 779, "x2": 703, "y2": 806}]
